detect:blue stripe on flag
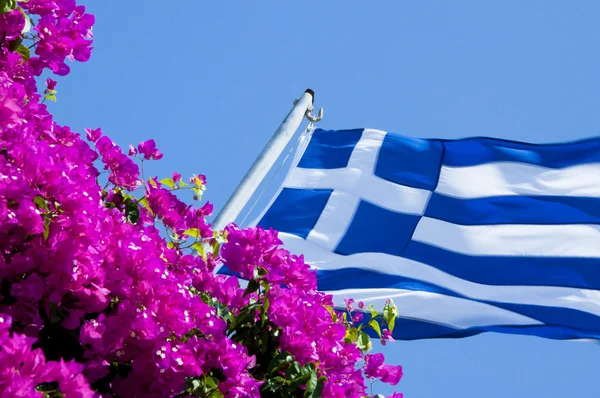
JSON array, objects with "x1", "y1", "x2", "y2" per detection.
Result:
[
  {"x1": 374, "y1": 133, "x2": 443, "y2": 190},
  {"x1": 425, "y1": 194, "x2": 600, "y2": 225},
  {"x1": 297, "y1": 128, "x2": 363, "y2": 169},
  {"x1": 356, "y1": 315, "x2": 600, "y2": 341},
  {"x1": 402, "y1": 241, "x2": 600, "y2": 289},
  {"x1": 442, "y1": 136, "x2": 600, "y2": 168},
  {"x1": 335, "y1": 200, "x2": 420, "y2": 256},
  {"x1": 257, "y1": 188, "x2": 332, "y2": 239},
  {"x1": 317, "y1": 268, "x2": 457, "y2": 296}
]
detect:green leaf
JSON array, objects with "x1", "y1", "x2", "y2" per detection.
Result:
[
  {"x1": 159, "y1": 177, "x2": 175, "y2": 189},
  {"x1": 304, "y1": 374, "x2": 327, "y2": 398},
  {"x1": 45, "y1": 91, "x2": 57, "y2": 102},
  {"x1": 19, "y1": 7, "x2": 31, "y2": 34},
  {"x1": 138, "y1": 196, "x2": 154, "y2": 215},
  {"x1": 193, "y1": 175, "x2": 205, "y2": 187},
  {"x1": 387, "y1": 315, "x2": 396, "y2": 334},
  {"x1": 368, "y1": 319, "x2": 382, "y2": 338},
  {"x1": 190, "y1": 379, "x2": 202, "y2": 392},
  {"x1": 214, "y1": 229, "x2": 227, "y2": 243},
  {"x1": 0, "y1": 0, "x2": 17, "y2": 13},
  {"x1": 124, "y1": 199, "x2": 140, "y2": 224},
  {"x1": 167, "y1": 241, "x2": 176, "y2": 249},
  {"x1": 367, "y1": 303, "x2": 378, "y2": 319},
  {"x1": 267, "y1": 351, "x2": 295, "y2": 376},
  {"x1": 290, "y1": 363, "x2": 315, "y2": 388},
  {"x1": 243, "y1": 279, "x2": 259, "y2": 297},
  {"x1": 33, "y1": 195, "x2": 48, "y2": 211},
  {"x1": 192, "y1": 187, "x2": 203, "y2": 199},
  {"x1": 35, "y1": 382, "x2": 59, "y2": 393},
  {"x1": 261, "y1": 293, "x2": 270, "y2": 322},
  {"x1": 260, "y1": 376, "x2": 286, "y2": 393},
  {"x1": 227, "y1": 307, "x2": 254, "y2": 331},
  {"x1": 205, "y1": 376, "x2": 218, "y2": 390},
  {"x1": 356, "y1": 331, "x2": 371, "y2": 351},
  {"x1": 208, "y1": 390, "x2": 224, "y2": 398},
  {"x1": 7, "y1": 37, "x2": 22, "y2": 51},
  {"x1": 212, "y1": 242, "x2": 221, "y2": 257},
  {"x1": 253, "y1": 266, "x2": 268, "y2": 280},
  {"x1": 183, "y1": 228, "x2": 200, "y2": 239},
  {"x1": 43, "y1": 223, "x2": 49, "y2": 241},
  {"x1": 192, "y1": 242, "x2": 205, "y2": 257},
  {"x1": 383, "y1": 299, "x2": 398, "y2": 332},
  {"x1": 15, "y1": 44, "x2": 30, "y2": 62},
  {"x1": 285, "y1": 361, "x2": 301, "y2": 380},
  {"x1": 304, "y1": 370, "x2": 318, "y2": 397},
  {"x1": 260, "y1": 279, "x2": 270, "y2": 294}
]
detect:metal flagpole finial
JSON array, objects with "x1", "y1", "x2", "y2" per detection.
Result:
[{"x1": 294, "y1": 88, "x2": 324, "y2": 123}]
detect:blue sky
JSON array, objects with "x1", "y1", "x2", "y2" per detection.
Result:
[{"x1": 50, "y1": 1, "x2": 600, "y2": 396}]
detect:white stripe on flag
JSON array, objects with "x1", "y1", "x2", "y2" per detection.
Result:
[
  {"x1": 436, "y1": 162, "x2": 600, "y2": 199},
  {"x1": 412, "y1": 217, "x2": 600, "y2": 258},
  {"x1": 325, "y1": 288, "x2": 542, "y2": 329}
]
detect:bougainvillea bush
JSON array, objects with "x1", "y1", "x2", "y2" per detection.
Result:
[{"x1": 0, "y1": 1, "x2": 403, "y2": 396}]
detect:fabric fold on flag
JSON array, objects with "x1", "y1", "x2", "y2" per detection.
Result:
[{"x1": 220, "y1": 128, "x2": 600, "y2": 340}]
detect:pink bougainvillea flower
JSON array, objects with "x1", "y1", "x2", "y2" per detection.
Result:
[
  {"x1": 137, "y1": 139, "x2": 163, "y2": 160},
  {"x1": 0, "y1": 1, "x2": 402, "y2": 396},
  {"x1": 84, "y1": 127, "x2": 102, "y2": 142}
]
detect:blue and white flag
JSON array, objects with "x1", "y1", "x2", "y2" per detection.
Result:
[{"x1": 248, "y1": 128, "x2": 600, "y2": 340}]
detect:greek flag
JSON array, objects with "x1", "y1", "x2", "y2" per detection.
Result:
[{"x1": 249, "y1": 128, "x2": 600, "y2": 340}]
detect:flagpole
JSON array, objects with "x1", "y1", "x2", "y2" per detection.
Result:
[{"x1": 212, "y1": 89, "x2": 320, "y2": 231}]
